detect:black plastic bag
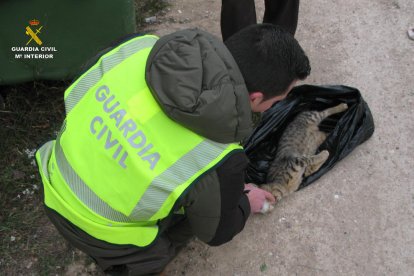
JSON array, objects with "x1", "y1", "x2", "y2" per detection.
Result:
[{"x1": 243, "y1": 84, "x2": 375, "y2": 189}]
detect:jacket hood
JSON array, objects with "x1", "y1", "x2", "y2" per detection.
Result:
[{"x1": 145, "y1": 28, "x2": 252, "y2": 143}]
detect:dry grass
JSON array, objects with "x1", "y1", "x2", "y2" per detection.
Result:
[{"x1": 0, "y1": 81, "x2": 77, "y2": 274}]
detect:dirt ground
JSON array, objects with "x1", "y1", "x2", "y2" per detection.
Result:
[
  {"x1": 2, "y1": 0, "x2": 412, "y2": 275},
  {"x1": 143, "y1": 0, "x2": 414, "y2": 275}
]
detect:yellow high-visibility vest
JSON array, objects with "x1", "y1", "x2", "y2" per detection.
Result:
[{"x1": 36, "y1": 35, "x2": 242, "y2": 247}]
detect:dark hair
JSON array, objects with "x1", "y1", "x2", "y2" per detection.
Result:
[{"x1": 225, "y1": 24, "x2": 311, "y2": 98}]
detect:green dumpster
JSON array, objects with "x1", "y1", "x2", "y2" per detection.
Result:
[{"x1": 0, "y1": 0, "x2": 136, "y2": 85}]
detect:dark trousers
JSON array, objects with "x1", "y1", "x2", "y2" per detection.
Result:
[
  {"x1": 45, "y1": 207, "x2": 192, "y2": 275},
  {"x1": 221, "y1": 0, "x2": 300, "y2": 41}
]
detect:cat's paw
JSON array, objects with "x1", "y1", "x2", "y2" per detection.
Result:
[
  {"x1": 260, "y1": 200, "x2": 275, "y2": 214},
  {"x1": 319, "y1": 150, "x2": 330, "y2": 159},
  {"x1": 339, "y1": 103, "x2": 348, "y2": 111}
]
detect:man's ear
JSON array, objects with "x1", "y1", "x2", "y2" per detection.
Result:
[
  {"x1": 249, "y1": 92, "x2": 265, "y2": 104},
  {"x1": 249, "y1": 92, "x2": 265, "y2": 112}
]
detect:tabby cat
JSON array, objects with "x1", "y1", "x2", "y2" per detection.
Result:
[{"x1": 259, "y1": 103, "x2": 348, "y2": 213}]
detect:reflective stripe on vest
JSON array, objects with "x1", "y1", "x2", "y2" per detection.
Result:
[
  {"x1": 53, "y1": 126, "x2": 236, "y2": 223},
  {"x1": 36, "y1": 35, "x2": 243, "y2": 246}
]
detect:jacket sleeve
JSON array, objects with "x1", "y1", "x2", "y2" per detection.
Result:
[{"x1": 180, "y1": 151, "x2": 251, "y2": 246}]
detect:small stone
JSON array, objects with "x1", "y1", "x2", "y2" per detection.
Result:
[
  {"x1": 88, "y1": 263, "x2": 96, "y2": 271},
  {"x1": 144, "y1": 16, "x2": 157, "y2": 24},
  {"x1": 334, "y1": 194, "x2": 339, "y2": 199},
  {"x1": 24, "y1": 149, "x2": 36, "y2": 159}
]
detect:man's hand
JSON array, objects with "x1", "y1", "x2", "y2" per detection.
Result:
[{"x1": 244, "y1": 183, "x2": 276, "y2": 214}]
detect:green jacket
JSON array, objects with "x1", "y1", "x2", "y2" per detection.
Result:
[{"x1": 146, "y1": 28, "x2": 253, "y2": 244}]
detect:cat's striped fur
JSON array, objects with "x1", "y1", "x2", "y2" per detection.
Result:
[{"x1": 260, "y1": 103, "x2": 348, "y2": 213}]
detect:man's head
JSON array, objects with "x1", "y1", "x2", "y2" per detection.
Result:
[{"x1": 225, "y1": 24, "x2": 311, "y2": 112}]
